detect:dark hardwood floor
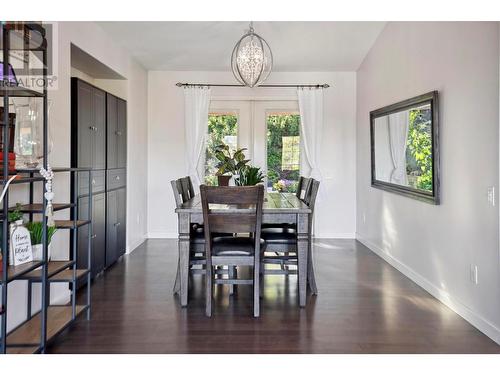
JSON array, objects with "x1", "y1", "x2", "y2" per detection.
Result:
[{"x1": 48, "y1": 239, "x2": 500, "y2": 354}]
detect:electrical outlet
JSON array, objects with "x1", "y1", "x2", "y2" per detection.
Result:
[
  {"x1": 136, "y1": 214, "x2": 140, "y2": 224},
  {"x1": 487, "y1": 186, "x2": 495, "y2": 206},
  {"x1": 362, "y1": 213, "x2": 366, "y2": 224},
  {"x1": 470, "y1": 264, "x2": 479, "y2": 285}
]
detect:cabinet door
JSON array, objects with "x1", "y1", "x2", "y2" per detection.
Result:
[
  {"x1": 76, "y1": 80, "x2": 93, "y2": 169},
  {"x1": 116, "y1": 188, "x2": 127, "y2": 257},
  {"x1": 116, "y1": 98, "x2": 127, "y2": 168},
  {"x1": 106, "y1": 94, "x2": 118, "y2": 169},
  {"x1": 105, "y1": 190, "x2": 118, "y2": 267},
  {"x1": 78, "y1": 193, "x2": 106, "y2": 277},
  {"x1": 92, "y1": 193, "x2": 106, "y2": 275},
  {"x1": 77, "y1": 196, "x2": 91, "y2": 272},
  {"x1": 93, "y1": 88, "x2": 106, "y2": 169}
]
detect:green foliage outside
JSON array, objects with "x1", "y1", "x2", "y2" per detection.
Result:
[
  {"x1": 205, "y1": 114, "x2": 238, "y2": 185},
  {"x1": 406, "y1": 109, "x2": 433, "y2": 191},
  {"x1": 267, "y1": 114, "x2": 301, "y2": 193},
  {"x1": 204, "y1": 113, "x2": 301, "y2": 191}
]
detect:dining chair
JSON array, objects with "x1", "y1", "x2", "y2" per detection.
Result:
[
  {"x1": 260, "y1": 179, "x2": 320, "y2": 295},
  {"x1": 172, "y1": 177, "x2": 235, "y2": 297},
  {"x1": 200, "y1": 185, "x2": 265, "y2": 317}
]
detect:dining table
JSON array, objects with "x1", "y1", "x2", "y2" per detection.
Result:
[{"x1": 174, "y1": 191, "x2": 313, "y2": 308}]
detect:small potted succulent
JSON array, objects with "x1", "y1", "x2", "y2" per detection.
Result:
[
  {"x1": 214, "y1": 144, "x2": 250, "y2": 186},
  {"x1": 25, "y1": 222, "x2": 57, "y2": 261}
]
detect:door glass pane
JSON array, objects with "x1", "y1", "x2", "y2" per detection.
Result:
[
  {"x1": 266, "y1": 113, "x2": 301, "y2": 192},
  {"x1": 205, "y1": 112, "x2": 238, "y2": 185}
]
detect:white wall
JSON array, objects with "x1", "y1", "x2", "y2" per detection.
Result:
[
  {"x1": 356, "y1": 22, "x2": 500, "y2": 343},
  {"x1": 1, "y1": 21, "x2": 148, "y2": 332},
  {"x1": 147, "y1": 71, "x2": 356, "y2": 239}
]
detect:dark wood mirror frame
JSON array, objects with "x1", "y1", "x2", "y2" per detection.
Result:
[{"x1": 370, "y1": 91, "x2": 440, "y2": 204}]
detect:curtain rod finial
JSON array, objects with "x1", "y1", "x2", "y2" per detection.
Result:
[{"x1": 176, "y1": 82, "x2": 184, "y2": 87}]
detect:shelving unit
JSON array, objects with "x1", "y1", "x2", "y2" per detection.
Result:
[{"x1": 0, "y1": 22, "x2": 93, "y2": 354}]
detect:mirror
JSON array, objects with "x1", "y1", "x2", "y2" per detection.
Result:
[{"x1": 370, "y1": 91, "x2": 440, "y2": 204}]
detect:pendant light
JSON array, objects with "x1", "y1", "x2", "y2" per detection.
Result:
[{"x1": 231, "y1": 22, "x2": 273, "y2": 88}]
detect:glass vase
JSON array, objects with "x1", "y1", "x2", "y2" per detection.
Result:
[{"x1": 13, "y1": 98, "x2": 53, "y2": 169}]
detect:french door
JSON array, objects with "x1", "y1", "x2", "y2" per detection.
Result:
[{"x1": 208, "y1": 100, "x2": 302, "y2": 191}]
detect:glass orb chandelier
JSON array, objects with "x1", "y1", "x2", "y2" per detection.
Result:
[{"x1": 231, "y1": 22, "x2": 273, "y2": 88}]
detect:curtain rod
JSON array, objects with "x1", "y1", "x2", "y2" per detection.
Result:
[{"x1": 175, "y1": 82, "x2": 330, "y2": 89}]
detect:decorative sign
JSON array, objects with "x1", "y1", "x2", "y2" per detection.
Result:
[{"x1": 9, "y1": 222, "x2": 33, "y2": 266}]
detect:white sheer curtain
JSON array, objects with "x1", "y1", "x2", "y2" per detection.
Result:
[
  {"x1": 388, "y1": 111, "x2": 409, "y2": 185},
  {"x1": 184, "y1": 86, "x2": 211, "y2": 188},
  {"x1": 297, "y1": 88, "x2": 324, "y2": 181}
]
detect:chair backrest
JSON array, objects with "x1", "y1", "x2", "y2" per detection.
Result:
[
  {"x1": 171, "y1": 176, "x2": 195, "y2": 208},
  {"x1": 296, "y1": 176, "x2": 311, "y2": 201},
  {"x1": 200, "y1": 185, "x2": 264, "y2": 237},
  {"x1": 303, "y1": 179, "x2": 320, "y2": 212}
]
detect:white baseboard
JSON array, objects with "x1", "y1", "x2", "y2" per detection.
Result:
[
  {"x1": 146, "y1": 233, "x2": 356, "y2": 240},
  {"x1": 146, "y1": 232, "x2": 178, "y2": 239},
  {"x1": 356, "y1": 234, "x2": 500, "y2": 345},
  {"x1": 315, "y1": 233, "x2": 356, "y2": 239}
]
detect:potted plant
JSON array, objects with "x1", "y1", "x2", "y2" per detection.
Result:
[
  {"x1": 25, "y1": 222, "x2": 57, "y2": 261},
  {"x1": 8, "y1": 202, "x2": 24, "y2": 227},
  {"x1": 214, "y1": 144, "x2": 250, "y2": 186},
  {"x1": 235, "y1": 165, "x2": 265, "y2": 186}
]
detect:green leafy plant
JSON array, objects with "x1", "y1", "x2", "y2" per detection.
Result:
[
  {"x1": 8, "y1": 203, "x2": 24, "y2": 223},
  {"x1": 214, "y1": 144, "x2": 250, "y2": 176},
  {"x1": 25, "y1": 222, "x2": 57, "y2": 245},
  {"x1": 236, "y1": 166, "x2": 265, "y2": 186},
  {"x1": 407, "y1": 109, "x2": 433, "y2": 191}
]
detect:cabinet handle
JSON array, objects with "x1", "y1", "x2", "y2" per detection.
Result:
[
  {"x1": 91, "y1": 234, "x2": 97, "y2": 239},
  {"x1": 115, "y1": 176, "x2": 120, "y2": 180},
  {"x1": 92, "y1": 179, "x2": 96, "y2": 185},
  {"x1": 116, "y1": 131, "x2": 122, "y2": 136},
  {"x1": 114, "y1": 222, "x2": 121, "y2": 227},
  {"x1": 89, "y1": 126, "x2": 97, "y2": 131}
]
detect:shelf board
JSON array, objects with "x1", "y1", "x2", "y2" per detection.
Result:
[
  {"x1": 15, "y1": 167, "x2": 93, "y2": 174},
  {"x1": 7, "y1": 305, "x2": 86, "y2": 346},
  {"x1": 0, "y1": 175, "x2": 45, "y2": 184},
  {"x1": 0, "y1": 86, "x2": 44, "y2": 98},
  {"x1": 6, "y1": 345, "x2": 39, "y2": 354},
  {"x1": 48, "y1": 269, "x2": 89, "y2": 282},
  {"x1": 0, "y1": 261, "x2": 45, "y2": 283},
  {"x1": 18, "y1": 260, "x2": 74, "y2": 280},
  {"x1": 54, "y1": 220, "x2": 91, "y2": 229},
  {"x1": 9, "y1": 203, "x2": 75, "y2": 213}
]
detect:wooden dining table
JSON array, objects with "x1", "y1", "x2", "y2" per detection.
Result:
[{"x1": 174, "y1": 192, "x2": 313, "y2": 308}]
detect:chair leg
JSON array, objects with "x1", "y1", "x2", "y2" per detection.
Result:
[
  {"x1": 206, "y1": 263, "x2": 213, "y2": 317},
  {"x1": 259, "y1": 263, "x2": 264, "y2": 299},
  {"x1": 173, "y1": 258, "x2": 180, "y2": 293},
  {"x1": 228, "y1": 266, "x2": 234, "y2": 296},
  {"x1": 308, "y1": 241, "x2": 318, "y2": 295},
  {"x1": 253, "y1": 262, "x2": 260, "y2": 318}
]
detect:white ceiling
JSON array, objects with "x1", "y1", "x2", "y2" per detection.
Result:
[{"x1": 97, "y1": 22, "x2": 386, "y2": 72}]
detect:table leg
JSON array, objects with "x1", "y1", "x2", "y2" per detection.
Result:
[
  {"x1": 297, "y1": 213, "x2": 309, "y2": 307},
  {"x1": 178, "y1": 213, "x2": 191, "y2": 307},
  {"x1": 308, "y1": 237, "x2": 318, "y2": 295}
]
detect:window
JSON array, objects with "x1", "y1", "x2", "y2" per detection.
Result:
[
  {"x1": 204, "y1": 112, "x2": 238, "y2": 186},
  {"x1": 266, "y1": 113, "x2": 301, "y2": 193}
]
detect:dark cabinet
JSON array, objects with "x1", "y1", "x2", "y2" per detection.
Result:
[
  {"x1": 72, "y1": 78, "x2": 127, "y2": 277},
  {"x1": 105, "y1": 187, "x2": 126, "y2": 267},
  {"x1": 107, "y1": 93, "x2": 127, "y2": 169},
  {"x1": 72, "y1": 78, "x2": 106, "y2": 170},
  {"x1": 78, "y1": 193, "x2": 106, "y2": 277}
]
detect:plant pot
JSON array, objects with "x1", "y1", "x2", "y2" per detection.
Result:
[
  {"x1": 217, "y1": 175, "x2": 231, "y2": 186},
  {"x1": 229, "y1": 174, "x2": 239, "y2": 186},
  {"x1": 31, "y1": 243, "x2": 52, "y2": 261}
]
